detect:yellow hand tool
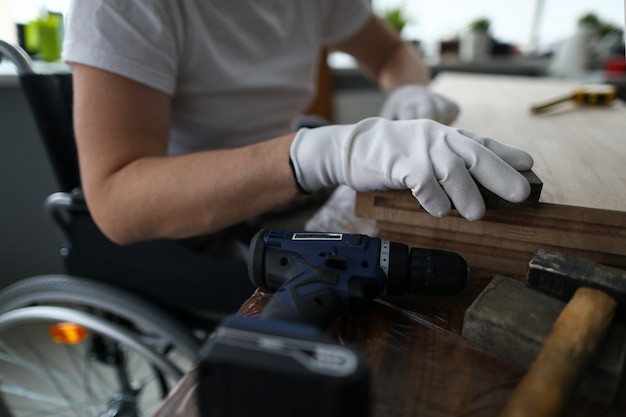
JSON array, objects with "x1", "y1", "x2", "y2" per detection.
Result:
[{"x1": 531, "y1": 84, "x2": 616, "y2": 114}]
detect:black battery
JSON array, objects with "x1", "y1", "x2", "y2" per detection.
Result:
[{"x1": 197, "y1": 315, "x2": 370, "y2": 417}]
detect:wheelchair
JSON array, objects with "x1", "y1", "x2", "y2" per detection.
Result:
[{"x1": 0, "y1": 40, "x2": 257, "y2": 416}]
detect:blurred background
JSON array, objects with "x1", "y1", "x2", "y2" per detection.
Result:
[
  {"x1": 1, "y1": 0, "x2": 624, "y2": 70},
  {"x1": 1, "y1": 0, "x2": 624, "y2": 58},
  {"x1": 372, "y1": 0, "x2": 623, "y2": 59}
]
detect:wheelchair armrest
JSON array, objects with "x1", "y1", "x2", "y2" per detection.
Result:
[{"x1": 44, "y1": 190, "x2": 88, "y2": 238}]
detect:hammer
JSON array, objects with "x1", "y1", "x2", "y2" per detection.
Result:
[{"x1": 497, "y1": 250, "x2": 626, "y2": 417}]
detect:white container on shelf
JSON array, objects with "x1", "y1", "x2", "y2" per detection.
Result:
[
  {"x1": 459, "y1": 29, "x2": 492, "y2": 62},
  {"x1": 548, "y1": 24, "x2": 600, "y2": 78}
]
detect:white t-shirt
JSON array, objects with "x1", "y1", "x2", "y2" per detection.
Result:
[{"x1": 62, "y1": 0, "x2": 371, "y2": 155}]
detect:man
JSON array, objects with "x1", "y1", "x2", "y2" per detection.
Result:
[{"x1": 62, "y1": 0, "x2": 532, "y2": 247}]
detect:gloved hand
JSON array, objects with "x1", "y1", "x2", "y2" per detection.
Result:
[
  {"x1": 380, "y1": 85, "x2": 460, "y2": 125},
  {"x1": 290, "y1": 117, "x2": 533, "y2": 221}
]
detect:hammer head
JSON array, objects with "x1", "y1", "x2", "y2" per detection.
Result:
[
  {"x1": 527, "y1": 250, "x2": 626, "y2": 321},
  {"x1": 462, "y1": 275, "x2": 626, "y2": 407}
]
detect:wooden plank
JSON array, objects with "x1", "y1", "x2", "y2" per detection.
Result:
[
  {"x1": 379, "y1": 228, "x2": 532, "y2": 276},
  {"x1": 356, "y1": 190, "x2": 626, "y2": 229},
  {"x1": 377, "y1": 221, "x2": 626, "y2": 273},
  {"x1": 357, "y1": 189, "x2": 626, "y2": 273},
  {"x1": 356, "y1": 192, "x2": 626, "y2": 257}
]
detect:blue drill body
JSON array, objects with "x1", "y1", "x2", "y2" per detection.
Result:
[{"x1": 248, "y1": 229, "x2": 468, "y2": 328}]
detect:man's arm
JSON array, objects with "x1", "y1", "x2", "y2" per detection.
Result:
[
  {"x1": 72, "y1": 64, "x2": 299, "y2": 245},
  {"x1": 331, "y1": 15, "x2": 430, "y2": 93},
  {"x1": 332, "y1": 15, "x2": 459, "y2": 125}
]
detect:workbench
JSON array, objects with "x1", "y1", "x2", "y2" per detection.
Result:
[{"x1": 153, "y1": 73, "x2": 626, "y2": 416}]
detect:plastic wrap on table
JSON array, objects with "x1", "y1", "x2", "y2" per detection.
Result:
[
  {"x1": 155, "y1": 272, "x2": 626, "y2": 417},
  {"x1": 305, "y1": 184, "x2": 378, "y2": 235}
]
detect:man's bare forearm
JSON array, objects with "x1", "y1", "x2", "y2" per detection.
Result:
[
  {"x1": 333, "y1": 16, "x2": 430, "y2": 94},
  {"x1": 376, "y1": 41, "x2": 430, "y2": 93},
  {"x1": 87, "y1": 133, "x2": 299, "y2": 245}
]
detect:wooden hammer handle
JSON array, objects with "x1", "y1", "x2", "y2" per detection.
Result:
[{"x1": 497, "y1": 287, "x2": 617, "y2": 417}]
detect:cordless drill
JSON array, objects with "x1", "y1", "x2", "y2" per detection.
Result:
[
  {"x1": 248, "y1": 228, "x2": 468, "y2": 328},
  {"x1": 198, "y1": 229, "x2": 468, "y2": 417}
]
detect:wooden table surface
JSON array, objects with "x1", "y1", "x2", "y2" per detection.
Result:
[
  {"x1": 154, "y1": 74, "x2": 626, "y2": 416},
  {"x1": 155, "y1": 271, "x2": 626, "y2": 417},
  {"x1": 429, "y1": 72, "x2": 626, "y2": 212}
]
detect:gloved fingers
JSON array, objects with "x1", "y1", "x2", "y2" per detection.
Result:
[
  {"x1": 428, "y1": 143, "x2": 486, "y2": 220},
  {"x1": 408, "y1": 162, "x2": 485, "y2": 221},
  {"x1": 379, "y1": 102, "x2": 396, "y2": 120},
  {"x1": 388, "y1": 98, "x2": 459, "y2": 125},
  {"x1": 398, "y1": 101, "x2": 436, "y2": 121},
  {"x1": 410, "y1": 175, "x2": 452, "y2": 218},
  {"x1": 438, "y1": 164, "x2": 486, "y2": 220},
  {"x1": 379, "y1": 85, "x2": 421, "y2": 120},
  {"x1": 441, "y1": 175, "x2": 486, "y2": 220},
  {"x1": 476, "y1": 164, "x2": 531, "y2": 203},
  {"x1": 404, "y1": 143, "x2": 484, "y2": 219},
  {"x1": 447, "y1": 131, "x2": 531, "y2": 203},
  {"x1": 434, "y1": 99, "x2": 460, "y2": 125},
  {"x1": 415, "y1": 96, "x2": 460, "y2": 125},
  {"x1": 457, "y1": 129, "x2": 534, "y2": 171},
  {"x1": 396, "y1": 104, "x2": 416, "y2": 120}
]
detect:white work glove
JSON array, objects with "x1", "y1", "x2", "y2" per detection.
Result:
[
  {"x1": 380, "y1": 85, "x2": 460, "y2": 125},
  {"x1": 290, "y1": 117, "x2": 533, "y2": 221}
]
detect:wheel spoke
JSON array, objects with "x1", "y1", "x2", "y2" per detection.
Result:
[
  {"x1": 0, "y1": 340, "x2": 84, "y2": 390},
  {"x1": 0, "y1": 326, "x2": 183, "y2": 417}
]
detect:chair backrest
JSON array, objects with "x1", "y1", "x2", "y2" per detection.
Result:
[
  {"x1": 20, "y1": 72, "x2": 80, "y2": 192},
  {"x1": 1, "y1": 40, "x2": 78, "y2": 192}
]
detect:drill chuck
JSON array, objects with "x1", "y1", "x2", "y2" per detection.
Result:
[{"x1": 382, "y1": 240, "x2": 468, "y2": 296}]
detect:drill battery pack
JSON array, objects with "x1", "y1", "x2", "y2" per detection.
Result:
[{"x1": 198, "y1": 315, "x2": 370, "y2": 417}]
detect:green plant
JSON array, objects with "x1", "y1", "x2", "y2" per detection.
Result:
[
  {"x1": 577, "y1": 13, "x2": 621, "y2": 36},
  {"x1": 469, "y1": 17, "x2": 491, "y2": 32},
  {"x1": 578, "y1": 12, "x2": 601, "y2": 27},
  {"x1": 382, "y1": 7, "x2": 410, "y2": 33},
  {"x1": 599, "y1": 21, "x2": 621, "y2": 37}
]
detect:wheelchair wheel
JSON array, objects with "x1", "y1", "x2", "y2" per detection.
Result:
[{"x1": 0, "y1": 275, "x2": 204, "y2": 416}]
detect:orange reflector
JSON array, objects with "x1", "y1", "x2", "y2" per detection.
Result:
[{"x1": 49, "y1": 322, "x2": 89, "y2": 344}]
